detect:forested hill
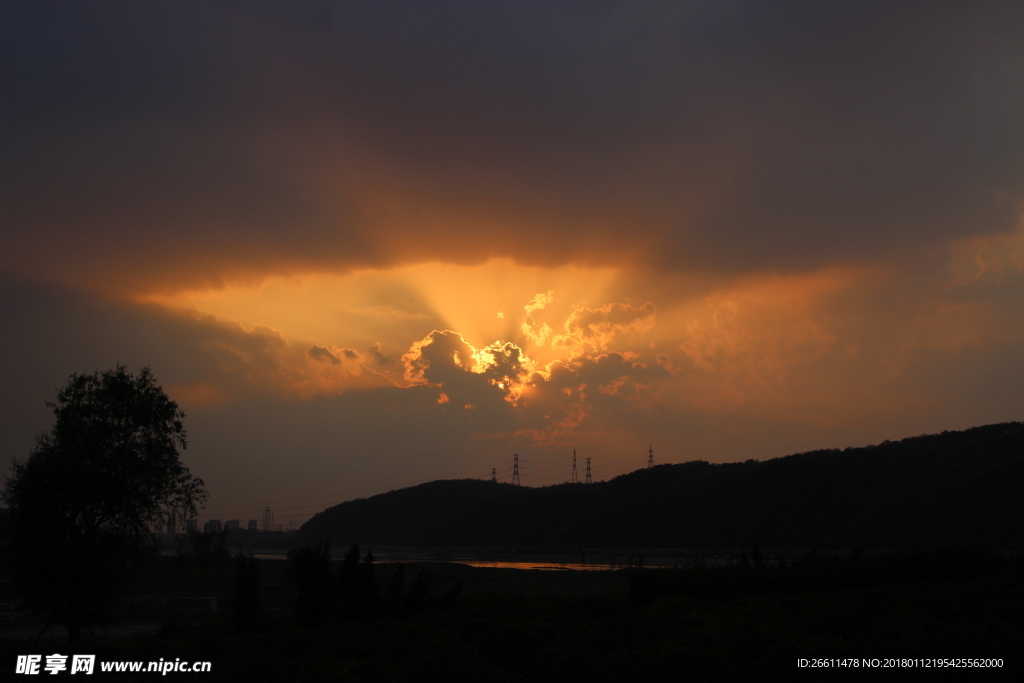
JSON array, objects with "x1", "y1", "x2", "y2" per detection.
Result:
[{"x1": 295, "y1": 423, "x2": 1024, "y2": 550}]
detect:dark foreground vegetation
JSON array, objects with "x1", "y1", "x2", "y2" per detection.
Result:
[
  {"x1": 297, "y1": 422, "x2": 1024, "y2": 550},
  {"x1": 2, "y1": 549, "x2": 1021, "y2": 681},
  {"x1": 1, "y1": 366, "x2": 206, "y2": 643}
]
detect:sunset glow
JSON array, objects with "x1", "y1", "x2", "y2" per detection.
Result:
[{"x1": 4, "y1": 1, "x2": 1024, "y2": 527}]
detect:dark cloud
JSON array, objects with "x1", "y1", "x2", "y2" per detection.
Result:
[
  {"x1": 403, "y1": 330, "x2": 479, "y2": 387},
  {"x1": 399, "y1": 330, "x2": 521, "y2": 426},
  {"x1": 3, "y1": 2, "x2": 1023, "y2": 290},
  {"x1": 515, "y1": 351, "x2": 674, "y2": 439},
  {"x1": 307, "y1": 345, "x2": 340, "y2": 364},
  {"x1": 367, "y1": 342, "x2": 394, "y2": 366},
  {"x1": 399, "y1": 327, "x2": 674, "y2": 441}
]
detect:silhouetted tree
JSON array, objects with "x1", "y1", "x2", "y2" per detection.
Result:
[
  {"x1": 339, "y1": 542, "x2": 378, "y2": 619},
  {"x1": 288, "y1": 542, "x2": 334, "y2": 625},
  {"x1": 359, "y1": 549, "x2": 379, "y2": 615},
  {"x1": 342, "y1": 542, "x2": 361, "y2": 576},
  {"x1": 1, "y1": 365, "x2": 207, "y2": 642}
]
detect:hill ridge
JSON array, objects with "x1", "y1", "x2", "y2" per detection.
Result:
[{"x1": 295, "y1": 422, "x2": 1024, "y2": 550}]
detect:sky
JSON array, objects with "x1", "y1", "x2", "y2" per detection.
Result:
[{"x1": 3, "y1": 1, "x2": 1024, "y2": 527}]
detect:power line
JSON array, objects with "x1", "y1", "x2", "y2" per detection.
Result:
[
  {"x1": 199, "y1": 449, "x2": 668, "y2": 524},
  {"x1": 517, "y1": 453, "x2": 638, "y2": 469},
  {"x1": 516, "y1": 462, "x2": 567, "y2": 473}
]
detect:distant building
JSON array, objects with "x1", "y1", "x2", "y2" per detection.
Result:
[
  {"x1": 224, "y1": 519, "x2": 240, "y2": 531},
  {"x1": 186, "y1": 519, "x2": 198, "y2": 533},
  {"x1": 247, "y1": 520, "x2": 258, "y2": 531},
  {"x1": 204, "y1": 519, "x2": 222, "y2": 534}
]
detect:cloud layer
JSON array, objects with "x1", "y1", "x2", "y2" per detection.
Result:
[
  {"x1": 4, "y1": 2, "x2": 1024, "y2": 524},
  {"x1": 3, "y1": 2, "x2": 1024, "y2": 293}
]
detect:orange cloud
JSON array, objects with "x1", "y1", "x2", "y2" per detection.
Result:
[
  {"x1": 519, "y1": 290, "x2": 555, "y2": 346},
  {"x1": 513, "y1": 351, "x2": 671, "y2": 442},
  {"x1": 671, "y1": 271, "x2": 851, "y2": 412},
  {"x1": 163, "y1": 311, "x2": 392, "y2": 400},
  {"x1": 553, "y1": 301, "x2": 657, "y2": 356}
]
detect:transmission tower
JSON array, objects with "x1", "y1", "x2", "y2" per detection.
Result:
[
  {"x1": 647, "y1": 445, "x2": 654, "y2": 469},
  {"x1": 572, "y1": 449, "x2": 578, "y2": 483},
  {"x1": 585, "y1": 457, "x2": 592, "y2": 484},
  {"x1": 512, "y1": 453, "x2": 520, "y2": 486},
  {"x1": 262, "y1": 506, "x2": 273, "y2": 533},
  {"x1": 491, "y1": 467, "x2": 497, "y2": 483}
]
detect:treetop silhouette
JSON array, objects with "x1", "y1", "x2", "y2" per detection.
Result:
[{"x1": 2, "y1": 364, "x2": 207, "y2": 641}]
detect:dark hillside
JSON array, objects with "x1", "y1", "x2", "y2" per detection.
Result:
[{"x1": 296, "y1": 422, "x2": 1024, "y2": 550}]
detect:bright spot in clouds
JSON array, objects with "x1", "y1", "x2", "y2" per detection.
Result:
[
  {"x1": 136, "y1": 258, "x2": 671, "y2": 433},
  {"x1": 139, "y1": 259, "x2": 620, "y2": 362}
]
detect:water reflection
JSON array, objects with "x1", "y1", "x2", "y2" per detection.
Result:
[{"x1": 243, "y1": 548, "x2": 739, "y2": 570}]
